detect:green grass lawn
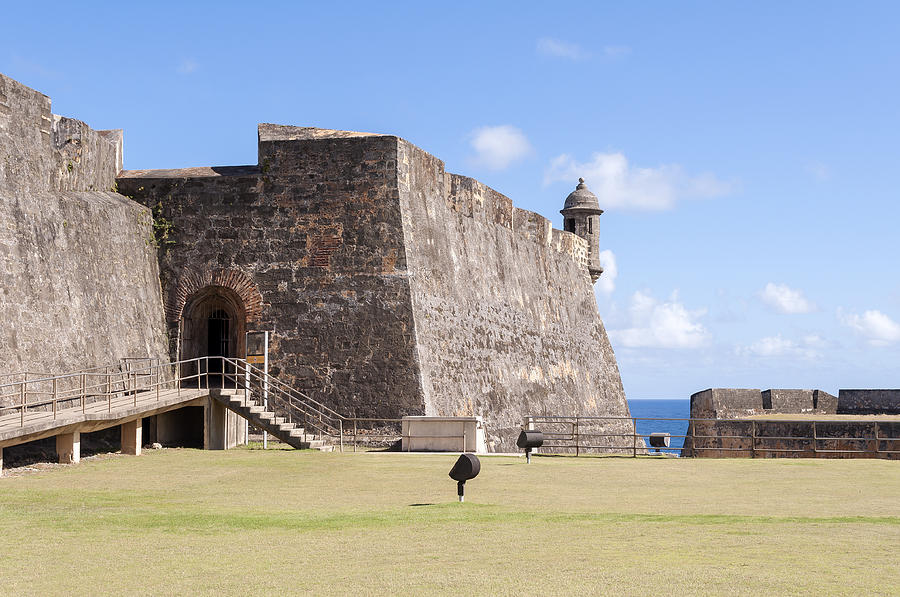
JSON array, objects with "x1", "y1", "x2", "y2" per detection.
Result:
[{"x1": 1, "y1": 449, "x2": 898, "y2": 595}]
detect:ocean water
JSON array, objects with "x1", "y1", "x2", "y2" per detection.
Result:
[{"x1": 627, "y1": 399, "x2": 691, "y2": 451}]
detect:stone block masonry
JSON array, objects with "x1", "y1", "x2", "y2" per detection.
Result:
[
  {"x1": 0, "y1": 73, "x2": 169, "y2": 386},
  {"x1": 398, "y1": 142, "x2": 631, "y2": 451},
  {"x1": 838, "y1": 390, "x2": 900, "y2": 415},
  {"x1": 762, "y1": 389, "x2": 814, "y2": 411},
  {"x1": 118, "y1": 125, "x2": 634, "y2": 451},
  {"x1": 3, "y1": 71, "x2": 633, "y2": 454},
  {"x1": 681, "y1": 387, "x2": 900, "y2": 459},
  {"x1": 118, "y1": 128, "x2": 425, "y2": 420}
]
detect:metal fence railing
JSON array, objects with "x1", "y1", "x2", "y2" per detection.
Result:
[
  {"x1": 0, "y1": 357, "x2": 437, "y2": 453},
  {"x1": 524, "y1": 415, "x2": 900, "y2": 458}
]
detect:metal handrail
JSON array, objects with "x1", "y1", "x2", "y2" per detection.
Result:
[
  {"x1": 524, "y1": 415, "x2": 900, "y2": 457},
  {"x1": 0, "y1": 356, "x2": 205, "y2": 424},
  {"x1": 0, "y1": 356, "x2": 414, "y2": 453},
  {"x1": 220, "y1": 357, "x2": 413, "y2": 451},
  {"x1": 220, "y1": 358, "x2": 342, "y2": 437}
]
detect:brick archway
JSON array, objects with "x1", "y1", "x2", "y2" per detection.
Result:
[{"x1": 167, "y1": 269, "x2": 263, "y2": 326}]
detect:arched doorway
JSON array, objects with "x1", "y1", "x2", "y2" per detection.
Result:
[{"x1": 180, "y1": 287, "x2": 247, "y2": 386}]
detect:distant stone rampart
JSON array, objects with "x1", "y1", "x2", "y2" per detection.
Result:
[
  {"x1": 681, "y1": 387, "x2": 898, "y2": 459},
  {"x1": 838, "y1": 390, "x2": 900, "y2": 415}
]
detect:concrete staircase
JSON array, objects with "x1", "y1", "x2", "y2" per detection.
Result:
[{"x1": 214, "y1": 392, "x2": 334, "y2": 451}]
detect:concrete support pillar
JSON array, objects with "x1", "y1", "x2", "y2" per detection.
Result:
[
  {"x1": 204, "y1": 398, "x2": 248, "y2": 450},
  {"x1": 121, "y1": 418, "x2": 142, "y2": 456},
  {"x1": 204, "y1": 398, "x2": 225, "y2": 450},
  {"x1": 56, "y1": 432, "x2": 81, "y2": 464},
  {"x1": 0, "y1": 447, "x2": 4, "y2": 477}
]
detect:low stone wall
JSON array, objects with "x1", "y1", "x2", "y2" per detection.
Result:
[
  {"x1": 682, "y1": 387, "x2": 899, "y2": 458},
  {"x1": 762, "y1": 389, "x2": 813, "y2": 411},
  {"x1": 682, "y1": 419, "x2": 899, "y2": 459},
  {"x1": 838, "y1": 390, "x2": 900, "y2": 415}
]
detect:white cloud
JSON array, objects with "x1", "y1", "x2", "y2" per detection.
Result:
[
  {"x1": 544, "y1": 152, "x2": 731, "y2": 210},
  {"x1": 759, "y1": 282, "x2": 816, "y2": 314},
  {"x1": 609, "y1": 290, "x2": 710, "y2": 349},
  {"x1": 602, "y1": 45, "x2": 631, "y2": 58},
  {"x1": 737, "y1": 334, "x2": 822, "y2": 360},
  {"x1": 595, "y1": 249, "x2": 617, "y2": 295},
  {"x1": 746, "y1": 335, "x2": 796, "y2": 357},
  {"x1": 536, "y1": 38, "x2": 586, "y2": 60},
  {"x1": 468, "y1": 125, "x2": 533, "y2": 170},
  {"x1": 177, "y1": 59, "x2": 199, "y2": 75},
  {"x1": 839, "y1": 309, "x2": 900, "y2": 346}
]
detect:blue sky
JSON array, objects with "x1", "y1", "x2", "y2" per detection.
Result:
[{"x1": 3, "y1": 1, "x2": 899, "y2": 397}]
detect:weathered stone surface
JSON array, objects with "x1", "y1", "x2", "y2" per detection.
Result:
[
  {"x1": 838, "y1": 390, "x2": 900, "y2": 415},
  {"x1": 117, "y1": 126, "x2": 634, "y2": 451},
  {"x1": 0, "y1": 74, "x2": 169, "y2": 390},
  {"x1": 813, "y1": 389, "x2": 838, "y2": 412},
  {"x1": 682, "y1": 387, "x2": 897, "y2": 458},
  {"x1": 118, "y1": 129, "x2": 425, "y2": 419},
  {"x1": 683, "y1": 418, "x2": 899, "y2": 459},
  {"x1": 762, "y1": 389, "x2": 814, "y2": 411},
  {"x1": 690, "y1": 388, "x2": 762, "y2": 418},
  {"x1": 398, "y1": 141, "x2": 631, "y2": 451},
  {"x1": 0, "y1": 73, "x2": 121, "y2": 195}
]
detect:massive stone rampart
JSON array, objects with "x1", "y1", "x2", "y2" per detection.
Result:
[
  {"x1": 0, "y1": 73, "x2": 168, "y2": 385},
  {"x1": 118, "y1": 128, "x2": 425, "y2": 418},
  {"x1": 118, "y1": 126, "x2": 633, "y2": 450},
  {"x1": 398, "y1": 141, "x2": 631, "y2": 450}
]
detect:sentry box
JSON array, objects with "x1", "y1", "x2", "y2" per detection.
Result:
[
  {"x1": 516, "y1": 429, "x2": 544, "y2": 463},
  {"x1": 448, "y1": 453, "x2": 480, "y2": 502}
]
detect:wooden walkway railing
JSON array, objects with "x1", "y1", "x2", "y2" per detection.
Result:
[{"x1": 0, "y1": 356, "x2": 422, "y2": 454}]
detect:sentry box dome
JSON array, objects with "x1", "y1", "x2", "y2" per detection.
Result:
[
  {"x1": 448, "y1": 453, "x2": 481, "y2": 502},
  {"x1": 516, "y1": 429, "x2": 544, "y2": 463}
]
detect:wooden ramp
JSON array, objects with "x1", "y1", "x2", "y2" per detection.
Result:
[
  {"x1": 0, "y1": 386, "x2": 220, "y2": 449},
  {"x1": 0, "y1": 356, "x2": 345, "y2": 475}
]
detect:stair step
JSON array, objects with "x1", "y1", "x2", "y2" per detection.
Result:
[{"x1": 214, "y1": 394, "x2": 333, "y2": 452}]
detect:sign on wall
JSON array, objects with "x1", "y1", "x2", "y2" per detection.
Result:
[{"x1": 246, "y1": 331, "x2": 269, "y2": 365}]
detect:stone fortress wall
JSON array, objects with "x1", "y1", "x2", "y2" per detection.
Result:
[
  {"x1": 117, "y1": 125, "x2": 633, "y2": 450},
  {"x1": 0, "y1": 73, "x2": 169, "y2": 390},
  {"x1": 117, "y1": 128, "x2": 426, "y2": 421},
  {"x1": 398, "y1": 142, "x2": 630, "y2": 450},
  {"x1": 682, "y1": 387, "x2": 900, "y2": 458},
  {"x1": 0, "y1": 72, "x2": 632, "y2": 452}
]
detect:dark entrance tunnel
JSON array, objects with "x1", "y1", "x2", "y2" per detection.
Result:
[
  {"x1": 180, "y1": 287, "x2": 246, "y2": 387},
  {"x1": 206, "y1": 308, "x2": 231, "y2": 375}
]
